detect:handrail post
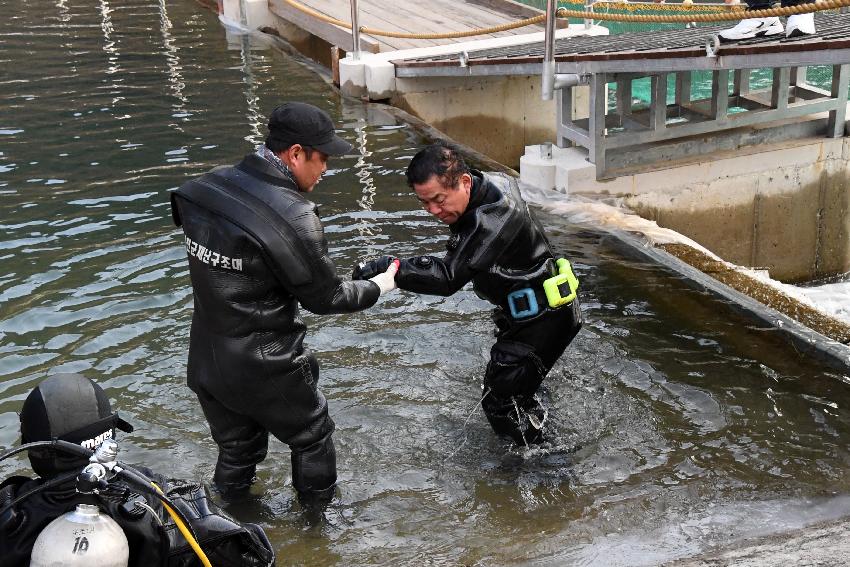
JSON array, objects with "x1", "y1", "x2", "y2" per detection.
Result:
[
  {"x1": 350, "y1": 0, "x2": 362, "y2": 60},
  {"x1": 542, "y1": 0, "x2": 557, "y2": 100}
]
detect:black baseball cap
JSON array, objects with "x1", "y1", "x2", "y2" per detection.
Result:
[
  {"x1": 267, "y1": 102, "x2": 353, "y2": 156},
  {"x1": 20, "y1": 373, "x2": 133, "y2": 476}
]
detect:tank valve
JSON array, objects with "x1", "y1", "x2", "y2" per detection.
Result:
[
  {"x1": 92, "y1": 438, "x2": 119, "y2": 466},
  {"x1": 77, "y1": 463, "x2": 109, "y2": 494}
]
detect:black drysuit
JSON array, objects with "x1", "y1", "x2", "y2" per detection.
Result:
[
  {"x1": 396, "y1": 171, "x2": 582, "y2": 444},
  {"x1": 0, "y1": 470, "x2": 275, "y2": 566},
  {"x1": 171, "y1": 153, "x2": 380, "y2": 502}
]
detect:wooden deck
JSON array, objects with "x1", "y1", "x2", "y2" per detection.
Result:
[{"x1": 268, "y1": 0, "x2": 551, "y2": 53}]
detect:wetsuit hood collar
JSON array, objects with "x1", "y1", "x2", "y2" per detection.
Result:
[
  {"x1": 236, "y1": 152, "x2": 299, "y2": 190},
  {"x1": 466, "y1": 170, "x2": 486, "y2": 211},
  {"x1": 449, "y1": 170, "x2": 486, "y2": 233}
]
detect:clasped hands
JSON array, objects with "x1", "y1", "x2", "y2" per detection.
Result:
[{"x1": 353, "y1": 255, "x2": 398, "y2": 295}]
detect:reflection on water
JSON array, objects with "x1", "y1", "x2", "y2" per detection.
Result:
[{"x1": 2, "y1": 1, "x2": 850, "y2": 565}]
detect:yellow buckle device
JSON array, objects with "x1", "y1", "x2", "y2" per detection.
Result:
[{"x1": 542, "y1": 258, "x2": 579, "y2": 308}]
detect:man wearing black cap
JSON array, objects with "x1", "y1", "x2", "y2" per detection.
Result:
[
  {"x1": 354, "y1": 142, "x2": 582, "y2": 446},
  {"x1": 170, "y1": 101, "x2": 398, "y2": 511},
  {"x1": 0, "y1": 373, "x2": 276, "y2": 566}
]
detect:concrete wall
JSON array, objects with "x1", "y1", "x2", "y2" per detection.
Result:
[
  {"x1": 624, "y1": 139, "x2": 850, "y2": 283},
  {"x1": 220, "y1": 0, "x2": 276, "y2": 30},
  {"x1": 531, "y1": 137, "x2": 850, "y2": 283},
  {"x1": 392, "y1": 75, "x2": 589, "y2": 168}
]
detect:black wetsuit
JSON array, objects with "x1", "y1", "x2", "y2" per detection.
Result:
[
  {"x1": 396, "y1": 171, "x2": 582, "y2": 444},
  {"x1": 171, "y1": 152, "x2": 380, "y2": 503},
  {"x1": 0, "y1": 471, "x2": 275, "y2": 566}
]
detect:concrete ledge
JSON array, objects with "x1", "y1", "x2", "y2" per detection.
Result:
[
  {"x1": 520, "y1": 133, "x2": 850, "y2": 282},
  {"x1": 609, "y1": 229, "x2": 850, "y2": 375}
]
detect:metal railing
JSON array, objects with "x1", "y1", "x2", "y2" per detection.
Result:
[
  {"x1": 350, "y1": 0, "x2": 361, "y2": 60},
  {"x1": 542, "y1": 0, "x2": 590, "y2": 100}
]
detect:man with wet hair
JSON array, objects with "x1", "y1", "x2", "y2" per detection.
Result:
[
  {"x1": 170, "y1": 102, "x2": 398, "y2": 511},
  {"x1": 354, "y1": 141, "x2": 583, "y2": 445},
  {"x1": 0, "y1": 373, "x2": 276, "y2": 566}
]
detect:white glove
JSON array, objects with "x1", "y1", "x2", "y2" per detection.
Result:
[{"x1": 368, "y1": 259, "x2": 399, "y2": 295}]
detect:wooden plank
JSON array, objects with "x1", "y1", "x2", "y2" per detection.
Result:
[
  {"x1": 359, "y1": 0, "x2": 541, "y2": 48},
  {"x1": 438, "y1": 1, "x2": 539, "y2": 31},
  {"x1": 296, "y1": 0, "x2": 430, "y2": 49},
  {"x1": 331, "y1": 45, "x2": 341, "y2": 85},
  {"x1": 307, "y1": 0, "x2": 536, "y2": 32},
  {"x1": 362, "y1": 0, "x2": 474, "y2": 34},
  {"x1": 268, "y1": 0, "x2": 383, "y2": 52},
  {"x1": 301, "y1": 0, "x2": 454, "y2": 50},
  {"x1": 305, "y1": 0, "x2": 503, "y2": 48},
  {"x1": 466, "y1": 0, "x2": 548, "y2": 20},
  {"x1": 273, "y1": 0, "x2": 550, "y2": 52}
]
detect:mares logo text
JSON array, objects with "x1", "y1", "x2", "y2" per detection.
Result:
[{"x1": 81, "y1": 429, "x2": 114, "y2": 450}]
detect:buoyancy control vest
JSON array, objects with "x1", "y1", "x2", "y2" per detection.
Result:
[
  {"x1": 395, "y1": 171, "x2": 555, "y2": 312},
  {"x1": 171, "y1": 153, "x2": 380, "y2": 378},
  {"x1": 0, "y1": 471, "x2": 275, "y2": 567}
]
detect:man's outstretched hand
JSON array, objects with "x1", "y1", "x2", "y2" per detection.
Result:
[
  {"x1": 368, "y1": 259, "x2": 399, "y2": 295},
  {"x1": 353, "y1": 255, "x2": 397, "y2": 281}
]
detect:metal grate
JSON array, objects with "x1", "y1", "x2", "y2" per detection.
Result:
[{"x1": 394, "y1": 13, "x2": 850, "y2": 68}]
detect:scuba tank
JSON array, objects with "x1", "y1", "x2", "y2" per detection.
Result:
[{"x1": 29, "y1": 503, "x2": 129, "y2": 567}]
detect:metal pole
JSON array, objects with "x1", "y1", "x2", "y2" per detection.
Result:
[
  {"x1": 350, "y1": 0, "x2": 361, "y2": 60},
  {"x1": 542, "y1": 0, "x2": 557, "y2": 100},
  {"x1": 585, "y1": 0, "x2": 593, "y2": 30},
  {"x1": 543, "y1": 0, "x2": 588, "y2": 100}
]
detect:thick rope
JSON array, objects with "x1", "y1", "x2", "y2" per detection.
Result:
[
  {"x1": 281, "y1": 0, "x2": 350, "y2": 27},
  {"x1": 591, "y1": 0, "x2": 742, "y2": 12},
  {"x1": 560, "y1": 0, "x2": 850, "y2": 22}
]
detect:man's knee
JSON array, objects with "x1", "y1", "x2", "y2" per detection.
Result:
[
  {"x1": 215, "y1": 426, "x2": 269, "y2": 466},
  {"x1": 484, "y1": 340, "x2": 546, "y2": 399}
]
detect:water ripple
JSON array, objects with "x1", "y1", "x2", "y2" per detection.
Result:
[{"x1": 1, "y1": 1, "x2": 850, "y2": 565}]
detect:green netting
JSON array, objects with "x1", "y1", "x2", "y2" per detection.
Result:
[{"x1": 608, "y1": 66, "x2": 835, "y2": 111}]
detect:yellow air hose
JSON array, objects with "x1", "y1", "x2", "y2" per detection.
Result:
[{"x1": 151, "y1": 482, "x2": 213, "y2": 567}]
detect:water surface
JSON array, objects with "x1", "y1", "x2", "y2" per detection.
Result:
[{"x1": 2, "y1": 2, "x2": 850, "y2": 565}]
